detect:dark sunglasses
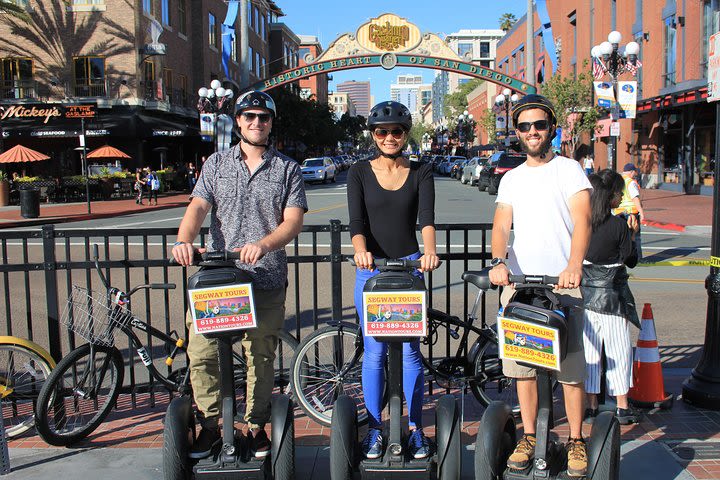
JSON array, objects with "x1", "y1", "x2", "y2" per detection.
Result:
[
  {"x1": 241, "y1": 112, "x2": 272, "y2": 123},
  {"x1": 374, "y1": 127, "x2": 406, "y2": 139},
  {"x1": 516, "y1": 119, "x2": 550, "y2": 133}
]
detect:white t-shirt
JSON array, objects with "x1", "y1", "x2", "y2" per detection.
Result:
[
  {"x1": 496, "y1": 156, "x2": 592, "y2": 276},
  {"x1": 583, "y1": 157, "x2": 594, "y2": 169}
]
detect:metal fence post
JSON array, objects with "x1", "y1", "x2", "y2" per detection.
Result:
[
  {"x1": 42, "y1": 224, "x2": 62, "y2": 361},
  {"x1": 330, "y1": 219, "x2": 343, "y2": 321},
  {"x1": 0, "y1": 399, "x2": 9, "y2": 474}
]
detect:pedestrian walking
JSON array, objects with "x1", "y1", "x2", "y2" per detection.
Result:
[
  {"x1": 583, "y1": 154, "x2": 595, "y2": 176},
  {"x1": 147, "y1": 170, "x2": 160, "y2": 205},
  {"x1": 581, "y1": 169, "x2": 641, "y2": 426},
  {"x1": 134, "y1": 168, "x2": 146, "y2": 205},
  {"x1": 187, "y1": 162, "x2": 197, "y2": 191},
  {"x1": 613, "y1": 163, "x2": 645, "y2": 260}
]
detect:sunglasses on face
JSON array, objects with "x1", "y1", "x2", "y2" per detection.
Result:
[
  {"x1": 373, "y1": 127, "x2": 406, "y2": 139},
  {"x1": 516, "y1": 119, "x2": 550, "y2": 133},
  {"x1": 241, "y1": 112, "x2": 272, "y2": 123}
]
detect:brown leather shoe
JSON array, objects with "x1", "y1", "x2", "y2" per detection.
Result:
[
  {"x1": 566, "y1": 437, "x2": 588, "y2": 477},
  {"x1": 507, "y1": 434, "x2": 536, "y2": 470}
]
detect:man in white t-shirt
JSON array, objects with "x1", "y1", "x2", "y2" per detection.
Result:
[{"x1": 488, "y1": 94, "x2": 592, "y2": 477}]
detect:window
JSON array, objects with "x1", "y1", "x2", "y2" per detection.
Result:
[
  {"x1": 231, "y1": 33, "x2": 237, "y2": 62},
  {"x1": 479, "y1": 42, "x2": 490, "y2": 58},
  {"x1": 209, "y1": 12, "x2": 217, "y2": 48},
  {"x1": 256, "y1": 52, "x2": 261, "y2": 76},
  {"x1": 3, "y1": 0, "x2": 28, "y2": 7},
  {"x1": 457, "y1": 43, "x2": 473, "y2": 58},
  {"x1": 702, "y1": 1, "x2": 713, "y2": 78},
  {"x1": 299, "y1": 47, "x2": 310, "y2": 60},
  {"x1": 178, "y1": 74, "x2": 187, "y2": 106},
  {"x1": 142, "y1": 0, "x2": 154, "y2": 16},
  {"x1": 249, "y1": 46, "x2": 254, "y2": 71},
  {"x1": 72, "y1": 0, "x2": 105, "y2": 5},
  {"x1": 143, "y1": 60, "x2": 155, "y2": 97},
  {"x1": 0, "y1": 57, "x2": 33, "y2": 99},
  {"x1": 251, "y1": 5, "x2": 257, "y2": 32},
  {"x1": 663, "y1": 17, "x2": 677, "y2": 88},
  {"x1": 163, "y1": 68, "x2": 172, "y2": 101},
  {"x1": 177, "y1": 0, "x2": 186, "y2": 35},
  {"x1": 161, "y1": 0, "x2": 169, "y2": 25},
  {"x1": 480, "y1": 60, "x2": 490, "y2": 68},
  {"x1": 74, "y1": 56, "x2": 105, "y2": 97}
]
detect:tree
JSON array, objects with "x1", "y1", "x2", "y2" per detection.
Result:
[
  {"x1": 476, "y1": 108, "x2": 497, "y2": 148},
  {"x1": 408, "y1": 122, "x2": 434, "y2": 152},
  {"x1": 442, "y1": 78, "x2": 484, "y2": 120},
  {"x1": 499, "y1": 13, "x2": 517, "y2": 32},
  {"x1": 540, "y1": 66, "x2": 602, "y2": 158}
]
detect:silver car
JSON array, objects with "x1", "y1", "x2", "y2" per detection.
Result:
[{"x1": 301, "y1": 157, "x2": 337, "y2": 184}]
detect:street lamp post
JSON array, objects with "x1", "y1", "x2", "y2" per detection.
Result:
[
  {"x1": 197, "y1": 79, "x2": 234, "y2": 153},
  {"x1": 591, "y1": 31, "x2": 641, "y2": 171},
  {"x1": 456, "y1": 110, "x2": 474, "y2": 156},
  {"x1": 495, "y1": 88, "x2": 518, "y2": 148}
]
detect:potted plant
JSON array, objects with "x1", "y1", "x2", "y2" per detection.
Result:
[{"x1": 0, "y1": 171, "x2": 8, "y2": 206}]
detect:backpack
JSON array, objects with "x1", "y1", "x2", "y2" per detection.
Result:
[{"x1": 150, "y1": 175, "x2": 160, "y2": 190}]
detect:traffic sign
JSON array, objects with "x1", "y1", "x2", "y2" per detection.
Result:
[
  {"x1": 707, "y1": 32, "x2": 720, "y2": 102},
  {"x1": 610, "y1": 122, "x2": 620, "y2": 137}
]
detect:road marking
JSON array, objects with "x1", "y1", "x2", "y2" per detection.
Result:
[
  {"x1": 87, "y1": 216, "x2": 186, "y2": 228},
  {"x1": 306, "y1": 203, "x2": 347, "y2": 214},
  {"x1": 639, "y1": 259, "x2": 711, "y2": 267},
  {"x1": 629, "y1": 277, "x2": 705, "y2": 284}
]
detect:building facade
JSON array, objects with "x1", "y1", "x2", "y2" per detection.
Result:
[
  {"x1": 269, "y1": 21, "x2": 300, "y2": 95},
  {"x1": 390, "y1": 74, "x2": 430, "y2": 118},
  {"x1": 297, "y1": 35, "x2": 328, "y2": 104},
  {"x1": 431, "y1": 70, "x2": 449, "y2": 125},
  {"x1": 336, "y1": 80, "x2": 371, "y2": 118},
  {"x1": 0, "y1": 0, "x2": 281, "y2": 178},
  {"x1": 328, "y1": 92, "x2": 355, "y2": 119},
  {"x1": 445, "y1": 29, "x2": 506, "y2": 93}
]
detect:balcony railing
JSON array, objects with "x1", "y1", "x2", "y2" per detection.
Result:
[
  {"x1": 144, "y1": 82, "x2": 189, "y2": 108},
  {"x1": 74, "y1": 82, "x2": 107, "y2": 98},
  {"x1": 1, "y1": 80, "x2": 37, "y2": 100}
]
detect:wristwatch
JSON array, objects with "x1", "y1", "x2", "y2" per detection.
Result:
[
  {"x1": 173, "y1": 241, "x2": 189, "y2": 247},
  {"x1": 490, "y1": 257, "x2": 506, "y2": 268}
]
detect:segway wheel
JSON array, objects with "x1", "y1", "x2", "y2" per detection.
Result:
[
  {"x1": 436, "y1": 394, "x2": 462, "y2": 480},
  {"x1": 586, "y1": 411, "x2": 621, "y2": 480},
  {"x1": 474, "y1": 401, "x2": 516, "y2": 480},
  {"x1": 271, "y1": 394, "x2": 296, "y2": 480},
  {"x1": 329, "y1": 394, "x2": 358, "y2": 480},
  {"x1": 162, "y1": 396, "x2": 195, "y2": 480}
]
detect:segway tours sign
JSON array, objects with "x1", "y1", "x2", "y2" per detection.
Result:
[
  {"x1": 363, "y1": 291, "x2": 427, "y2": 337},
  {"x1": 497, "y1": 317, "x2": 561, "y2": 371},
  {"x1": 188, "y1": 284, "x2": 257, "y2": 334}
]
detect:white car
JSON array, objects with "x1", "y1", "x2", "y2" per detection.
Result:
[{"x1": 301, "y1": 157, "x2": 336, "y2": 184}]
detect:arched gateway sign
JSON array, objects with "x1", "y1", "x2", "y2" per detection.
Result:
[{"x1": 248, "y1": 13, "x2": 536, "y2": 95}]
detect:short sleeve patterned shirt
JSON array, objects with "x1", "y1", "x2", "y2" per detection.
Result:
[{"x1": 191, "y1": 145, "x2": 308, "y2": 290}]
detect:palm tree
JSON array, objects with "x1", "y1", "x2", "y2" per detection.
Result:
[{"x1": 499, "y1": 13, "x2": 517, "y2": 32}]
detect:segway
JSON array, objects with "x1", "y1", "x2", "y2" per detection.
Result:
[
  {"x1": 473, "y1": 271, "x2": 621, "y2": 480},
  {"x1": 330, "y1": 258, "x2": 462, "y2": 480},
  {"x1": 163, "y1": 251, "x2": 295, "y2": 480}
]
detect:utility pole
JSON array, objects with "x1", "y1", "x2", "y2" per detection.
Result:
[
  {"x1": 240, "y1": 0, "x2": 249, "y2": 89},
  {"x1": 527, "y1": 0, "x2": 535, "y2": 87}
]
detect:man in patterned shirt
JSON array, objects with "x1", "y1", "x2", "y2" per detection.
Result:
[{"x1": 172, "y1": 91, "x2": 307, "y2": 460}]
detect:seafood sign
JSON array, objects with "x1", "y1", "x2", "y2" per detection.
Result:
[
  {"x1": 363, "y1": 291, "x2": 427, "y2": 337},
  {"x1": 497, "y1": 317, "x2": 561, "y2": 371},
  {"x1": 188, "y1": 283, "x2": 256, "y2": 334}
]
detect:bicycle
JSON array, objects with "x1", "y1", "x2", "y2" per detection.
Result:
[
  {"x1": 290, "y1": 259, "x2": 547, "y2": 427},
  {"x1": 34, "y1": 246, "x2": 298, "y2": 446},
  {"x1": 0, "y1": 336, "x2": 55, "y2": 438}
]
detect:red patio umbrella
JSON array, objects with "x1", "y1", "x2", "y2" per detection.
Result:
[
  {"x1": 0, "y1": 144, "x2": 50, "y2": 163},
  {"x1": 86, "y1": 145, "x2": 131, "y2": 159}
]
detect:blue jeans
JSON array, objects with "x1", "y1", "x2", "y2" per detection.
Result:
[{"x1": 353, "y1": 252, "x2": 425, "y2": 429}]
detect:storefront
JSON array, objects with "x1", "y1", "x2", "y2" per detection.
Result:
[{"x1": 636, "y1": 86, "x2": 715, "y2": 195}]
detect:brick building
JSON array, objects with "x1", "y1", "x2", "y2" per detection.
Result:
[
  {"x1": 491, "y1": 0, "x2": 717, "y2": 194},
  {"x1": 0, "y1": 0, "x2": 282, "y2": 177},
  {"x1": 297, "y1": 35, "x2": 328, "y2": 104}
]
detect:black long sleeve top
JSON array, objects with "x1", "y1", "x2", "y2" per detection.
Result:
[
  {"x1": 585, "y1": 215, "x2": 638, "y2": 268},
  {"x1": 347, "y1": 160, "x2": 435, "y2": 259}
]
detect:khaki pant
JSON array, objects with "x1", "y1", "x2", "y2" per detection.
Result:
[
  {"x1": 186, "y1": 286, "x2": 286, "y2": 430},
  {"x1": 500, "y1": 285, "x2": 586, "y2": 385}
]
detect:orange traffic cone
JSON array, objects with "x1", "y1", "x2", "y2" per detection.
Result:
[{"x1": 629, "y1": 303, "x2": 673, "y2": 409}]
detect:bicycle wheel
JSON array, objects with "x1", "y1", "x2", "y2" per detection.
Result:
[
  {"x1": 290, "y1": 323, "x2": 367, "y2": 427},
  {"x1": 232, "y1": 330, "x2": 298, "y2": 422},
  {"x1": 35, "y1": 343, "x2": 124, "y2": 446},
  {"x1": 0, "y1": 341, "x2": 54, "y2": 438}
]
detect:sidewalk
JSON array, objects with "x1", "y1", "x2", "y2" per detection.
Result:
[
  {"x1": 5, "y1": 370, "x2": 719, "y2": 479},
  {"x1": 640, "y1": 189, "x2": 714, "y2": 232}
]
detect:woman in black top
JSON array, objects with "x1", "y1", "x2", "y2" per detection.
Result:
[
  {"x1": 581, "y1": 169, "x2": 641, "y2": 425},
  {"x1": 347, "y1": 101, "x2": 440, "y2": 460}
]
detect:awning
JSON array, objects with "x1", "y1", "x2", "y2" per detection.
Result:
[
  {"x1": 87, "y1": 145, "x2": 131, "y2": 159},
  {"x1": 0, "y1": 144, "x2": 50, "y2": 163}
]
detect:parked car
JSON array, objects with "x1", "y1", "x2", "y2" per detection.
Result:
[
  {"x1": 478, "y1": 151, "x2": 526, "y2": 195},
  {"x1": 461, "y1": 156, "x2": 485, "y2": 186},
  {"x1": 450, "y1": 159, "x2": 467, "y2": 179},
  {"x1": 301, "y1": 157, "x2": 336, "y2": 184},
  {"x1": 440, "y1": 156, "x2": 466, "y2": 176}
]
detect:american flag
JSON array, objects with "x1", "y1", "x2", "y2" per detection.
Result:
[
  {"x1": 592, "y1": 57, "x2": 605, "y2": 80},
  {"x1": 626, "y1": 59, "x2": 643, "y2": 77}
]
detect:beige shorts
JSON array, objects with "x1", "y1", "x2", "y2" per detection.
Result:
[{"x1": 500, "y1": 285, "x2": 586, "y2": 385}]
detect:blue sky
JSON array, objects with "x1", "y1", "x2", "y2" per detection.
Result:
[{"x1": 280, "y1": 1, "x2": 528, "y2": 103}]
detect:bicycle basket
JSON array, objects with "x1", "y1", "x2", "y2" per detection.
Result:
[{"x1": 60, "y1": 285, "x2": 133, "y2": 347}]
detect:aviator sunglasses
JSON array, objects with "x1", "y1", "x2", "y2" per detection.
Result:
[
  {"x1": 516, "y1": 119, "x2": 550, "y2": 133},
  {"x1": 373, "y1": 127, "x2": 406, "y2": 139},
  {"x1": 241, "y1": 112, "x2": 272, "y2": 123}
]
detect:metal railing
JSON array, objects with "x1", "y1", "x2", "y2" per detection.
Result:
[
  {"x1": 73, "y1": 82, "x2": 107, "y2": 98},
  {"x1": 0, "y1": 221, "x2": 493, "y2": 404},
  {"x1": 0, "y1": 80, "x2": 37, "y2": 100}
]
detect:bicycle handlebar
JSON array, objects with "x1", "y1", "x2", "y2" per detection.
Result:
[
  {"x1": 92, "y1": 244, "x2": 177, "y2": 296},
  {"x1": 508, "y1": 274, "x2": 560, "y2": 285}
]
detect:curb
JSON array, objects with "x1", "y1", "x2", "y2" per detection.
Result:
[
  {"x1": 0, "y1": 201, "x2": 189, "y2": 229},
  {"x1": 642, "y1": 219, "x2": 686, "y2": 232}
]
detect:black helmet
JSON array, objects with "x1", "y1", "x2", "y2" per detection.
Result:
[
  {"x1": 235, "y1": 90, "x2": 277, "y2": 117},
  {"x1": 367, "y1": 101, "x2": 412, "y2": 131},
  {"x1": 511, "y1": 94, "x2": 557, "y2": 126}
]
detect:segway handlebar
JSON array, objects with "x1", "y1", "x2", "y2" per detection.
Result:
[
  {"x1": 168, "y1": 250, "x2": 242, "y2": 266},
  {"x1": 348, "y1": 258, "x2": 442, "y2": 270},
  {"x1": 508, "y1": 274, "x2": 560, "y2": 285}
]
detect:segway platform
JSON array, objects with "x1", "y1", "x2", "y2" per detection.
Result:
[{"x1": 193, "y1": 436, "x2": 267, "y2": 480}]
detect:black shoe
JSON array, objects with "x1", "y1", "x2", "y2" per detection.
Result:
[
  {"x1": 189, "y1": 427, "x2": 221, "y2": 459},
  {"x1": 584, "y1": 408, "x2": 599, "y2": 424},
  {"x1": 615, "y1": 407, "x2": 641, "y2": 425},
  {"x1": 249, "y1": 429, "x2": 271, "y2": 458}
]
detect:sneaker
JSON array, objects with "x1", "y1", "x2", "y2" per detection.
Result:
[
  {"x1": 565, "y1": 437, "x2": 588, "y2": 477},
  {"x1": 361, "y1": 428, "x2": 384, "y2": 459},
  {"x1": 408, "y1": 429, "x2": 430, "y2": 459},
  {"x1": 584, "y1": 408, "x2": 599, "y2": 424},
  {"x1": 507, "y1": 434, "x2": 536, "y2": 470},
  {"x1": 249, "y1": 428, "x2": 271, "y2": 458},
  {"x1": 189, "y1": 427, "x2": 221, "y2": 459},
  {"x1": 615, "y1": 407, "x2": 641, "y2": 425}
]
